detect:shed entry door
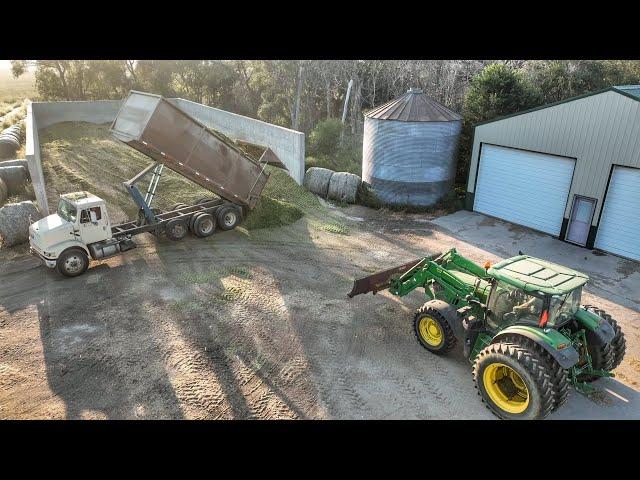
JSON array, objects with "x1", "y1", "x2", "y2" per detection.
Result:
[
  {"x1": 473, "y1": 144, "x2": 575, "y2": 236},
  {"x1": 595, "y1": 166, "x2": 640, "y2": 261}
]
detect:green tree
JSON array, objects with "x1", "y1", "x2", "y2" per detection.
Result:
[{"x1": 457, "y1": 63, "x2": 543, "y2": 183}]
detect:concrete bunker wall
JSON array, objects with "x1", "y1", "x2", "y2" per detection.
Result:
[{"x1": 26, "y1": 98, "x2": 305, "y2": 214}]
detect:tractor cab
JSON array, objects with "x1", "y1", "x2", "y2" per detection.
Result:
[{"x1": 484, "y1": 255, "x2": 588, "y2": 331}]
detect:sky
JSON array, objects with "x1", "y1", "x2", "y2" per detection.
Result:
[{"x1": 0, "y1": 60, "x2": 11, "y2": 71}]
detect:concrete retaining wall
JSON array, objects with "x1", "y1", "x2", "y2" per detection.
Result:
[
  {"x1": 170, "y1": 98, "x2": 305, "y2": 185},
  {"x1": 26, "y1": 97, "x2": 305, "y2": 214}
]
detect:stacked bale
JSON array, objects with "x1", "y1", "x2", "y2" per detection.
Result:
[
  {"x1": 327, "y1": 172, "x2": 361, "y2": 204},
  {"x1": 0, "y1": 123, "x2": 23, "y2": 159},
  {"x1": 0, "y1": 200, "x2": 42, "y2": 248},
  {"x1": 0, "y1": 165, "x2": 28, "y2": 195},
  {"x1": 0, "y1": 159, "x2": 29, "y2": 170},
  {"x1": 304, "y1": 167, "x2": 334, "y2": 198}
]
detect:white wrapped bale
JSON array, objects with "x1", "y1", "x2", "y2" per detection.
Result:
[
  {"x1": 0, "y1": 159, "x2": 29, "y2": 170},
  {"x1": 0, "y1": 165, "x2": 28, "y2": 194},
  {"x1": 0, "y1": 201, "x2": 42, "y2": 248},
  {"x1": 304, "y1": 167, "x2": 335, "y2": 198},
  {"x1": 0, "y1": 136, "x2": 20, "y2": 159},
  {"x1": 327, "y1": 172, "x2": 361, "y2": 204}
]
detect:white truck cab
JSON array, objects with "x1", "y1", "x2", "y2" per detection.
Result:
[{"x1": 29, "y1": 191, "x2": 113, "y2": 276}]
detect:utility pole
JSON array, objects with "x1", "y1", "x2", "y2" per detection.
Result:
[{"x1": 340, "y1": 78, "x2": 354, "y2": 143}]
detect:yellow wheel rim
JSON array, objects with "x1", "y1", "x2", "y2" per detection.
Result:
[
  {"x1": 418, "y1": 315, "x2": 443, "y2": 347},
  {"x1": 482, "y1": 363, "x2": 530, "y2": 414}
]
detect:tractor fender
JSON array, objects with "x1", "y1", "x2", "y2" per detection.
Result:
[
  {"x1": 575, "y1": 307, "x2": 615, "y2": 345},
  {"x1": 492, "y1": 325, "x2": 580, "y2": 369},
  {"x1": 423, "y1": 299, "x2": 464, "y2": 341}
]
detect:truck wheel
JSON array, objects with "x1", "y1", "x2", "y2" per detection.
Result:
[
  {"x1": 473, "y1": 342, "x2": 555, "y2": 420},
  {"x1": 189, "y1": 212, "x2": 203, "y2": 233},
  {"x1": 413, "y1": 304, "x2": 456, "y2": 354},
  {"x1": 56, "y1": 248, "x2": 89, "y2": 277},
  {"x1": 165, "y1": 218, "x2": 188, "y2": 241},
  {"x1": 193, "y1": 213, "x2": 216, "y2": 238},
  {"x1": 583, "y1": 306, "x2": 626, "y2": 372},
  {"x1": 501, "y1": 334, "x2": 569, "y2": 413},
  {"x1": 170, "y1": 203, "x2": 188, "y2": 212},
  {"x1": 217, "y1": 206, "x2": 240, "y2": 231},
  {"x1": 196, "y1": 197, "x2": 216, "y2": 205}
]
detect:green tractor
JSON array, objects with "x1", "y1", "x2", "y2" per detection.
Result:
[{"x1": 348, "y1": 248, "x2": 626, "y2": 419}]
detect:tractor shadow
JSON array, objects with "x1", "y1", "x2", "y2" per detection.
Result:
[{"x1": 551, "y1": 378, "x2": 640, "y2": 419}]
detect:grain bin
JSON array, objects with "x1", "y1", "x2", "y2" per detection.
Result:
[{"x1": 362, "y1": 88, "x2": 462, "y2": 207}]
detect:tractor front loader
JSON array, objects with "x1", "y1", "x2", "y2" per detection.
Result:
[{"x1": 348, "y1": 248, "x2": 626, "y2": 420}]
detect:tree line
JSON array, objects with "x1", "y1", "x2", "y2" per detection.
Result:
[{"x1": 12, "y1": 59, "x2": 640, "y2": 182}]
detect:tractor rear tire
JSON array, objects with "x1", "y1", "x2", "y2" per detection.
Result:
[
  {"x1": 577, "y1": 306, "x2": 626, "y2": 382},
  {"x1": 501, "y1": 334, "x2": 569, "y2": 413},
  {"x1": 165, "y1": 218, "x2": 188, "y2": 241},
  {"x1": 413, "y1": 304, "x2": 456, "y2": 355},
  {"x1": 473, "y1": 342, "x2": 555, "y2": 420}
]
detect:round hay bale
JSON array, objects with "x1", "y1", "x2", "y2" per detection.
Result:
[
  {"x1": 0, "y1": 165, "x2": 28, "y2": 194},
  {"x1": 304, "y1": 167, "x2": 335, "y2": 198},
  {"x1": 327, "y1": 171, "x2": 361, "y2": 204},
  {"x1": 0, "y1": 177, "x2": 7, "y2": 204},
  {"x1": 0, "y1": 159, "x2": 29, "y2": 170},
  {"x1": 0, "y1": 201, "x2": 42, "y2": 248},
  {"x1": 0, "y1": 137, "x2": 20, "y2": 159}
]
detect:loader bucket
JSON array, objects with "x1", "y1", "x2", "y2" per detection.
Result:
[{"x1": 347, "y1": 252, "x2": 443, "y2": 298}]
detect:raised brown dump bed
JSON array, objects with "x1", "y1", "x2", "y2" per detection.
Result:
[{"x1": 110, "y1": 90, "x2": 269, "y2": 209}]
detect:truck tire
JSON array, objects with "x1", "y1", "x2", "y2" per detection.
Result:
[
  {"x1": 170, "y1": 203, "x2": 188, "y2": 212},
  {"x1": 196, "y1": 197, "x2": 216, "y2": 205},
  {"x1": 193, "y1": 213, "x2": 216, "y2": 238},
  {"x1": 217, "y1": 205, "x2": 240, "y2": 231},
  {"x1": 56, "y1": 248, "x2": 89, "y2": 277},
  {"x1": 473, "y1": 341, "x2": 555, "y2": 420},
  {"x1": 413, "y1": 304, "x2": 456, "y2": 354},
  {"x1": 165, "y1": 218, "x2": 188, "y2": 241},
  {"x1": 500, "y1": 334, "x2": 569, "y2": 413},
  {"x1": 189, "y1": 212, "x2": 203, "y2": 233}
]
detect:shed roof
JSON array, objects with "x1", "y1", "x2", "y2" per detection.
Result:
[
  {"x1": 475, "y1": 85, "x2": 640, "y2": 127},
  {"x1": 364, "y1": 88, "x2": 461, "y2": 122}
]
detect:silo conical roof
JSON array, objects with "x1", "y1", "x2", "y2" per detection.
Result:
[{"x1": 364, "y1": 88, "x2": 462, "y2": 122}]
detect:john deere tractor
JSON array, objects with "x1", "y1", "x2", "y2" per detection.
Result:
[{"x1": 348, "y1": 248, "x2": 626, "y2": 419}]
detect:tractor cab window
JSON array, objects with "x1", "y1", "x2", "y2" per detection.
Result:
[
  {"x1": 548, "y1": 288, "x2": 581, "y2": 326},
  {"x1": 57, "y1": 199, "x2": 77, "y2": 223},
  {"x1": 487, "y1": 281, "x2": 545, "y2": 329}
]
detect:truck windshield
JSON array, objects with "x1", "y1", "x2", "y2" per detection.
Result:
[
  {"x1": 549, "y1": 288, "x2": 581, "y2": 326},
  {"x1": 57, "y1": 199, "x2": 77, "y2": 223}
]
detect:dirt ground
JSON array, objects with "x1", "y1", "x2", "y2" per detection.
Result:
[{"x1": 1, "y1": 203, "x2": 639, "y2": 419}]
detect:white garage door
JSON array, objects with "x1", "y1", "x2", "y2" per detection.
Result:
[
  {"x1": 474, "y1": 144, "x2": 575, "y2": 236},
  {"x1": 595, "y1": 166, "x2": 640, "y2": 261}
]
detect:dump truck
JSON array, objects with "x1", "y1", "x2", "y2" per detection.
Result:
[
  {"x1": 348, "y1": 248, "x2": 626, "y2": 419},
  {"x1": 29, "y1": 91, "x2": 273, "y2": 277}
]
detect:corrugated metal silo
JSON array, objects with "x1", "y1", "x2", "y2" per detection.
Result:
[{"x1": 362, "y1": 88, "x2": 462, "y2": 207}]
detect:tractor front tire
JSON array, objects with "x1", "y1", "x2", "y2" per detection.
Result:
[
  {"x1": 413, "y1": 305, "x2": 456, "y2": 354},
  {"x1": 473, "y1": 342, "x2": 555, "y2": 420}
]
